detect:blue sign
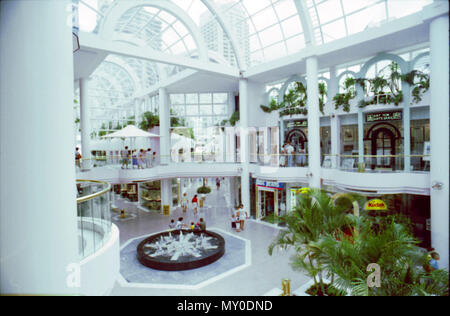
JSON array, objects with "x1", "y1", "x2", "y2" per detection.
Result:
[{"x1": 255, "y1": 179, "x2": 285, "y2": 190}]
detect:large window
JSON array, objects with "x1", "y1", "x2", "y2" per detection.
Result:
[{"x1": 169, "y1": 93, "x2": 230, "y2": 162}]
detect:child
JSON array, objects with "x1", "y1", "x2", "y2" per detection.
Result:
[{"x1": 168, "y1": 219, "x2": 176, "y2": 229}]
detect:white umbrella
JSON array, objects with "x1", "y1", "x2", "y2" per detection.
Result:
[
  {"x1": 101, "y1": 125, "x2": 160, "y2": 138},
  {"x1": 101, "y1": 125, "x2": 160, "y2": 152}
]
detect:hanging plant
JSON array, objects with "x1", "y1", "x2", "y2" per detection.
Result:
[
  {"x1": 319, "y1": 82, "x2": 327, "y2": 114},
  {"x1": 333, "y1": 77, "x2": 356, "y2": 112},
  {"x1": 229, "y1": 111, "x2": 240, "y2": 126}
]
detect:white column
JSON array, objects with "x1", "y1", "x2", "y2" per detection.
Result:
[
  {"x1": 79, "y1": 78, "x2": 91, "y2": 169},
  {"x1": 239, "y1": 79, "x2": 251, "y2": 211},
  {"x1": 161, "y1": 179, "x2": 172, "y2": 213},
  {"x1": 159, "y1": 88, "x2": 170, "y2": 165},
  {"x1": 306, "y1": 57, "x2": 321, "y2": 188},
  {"x1": 0, "y1": 0, "x2": 79, "y2": 295},
  {"x1": 134, "y1": 98, "x2": 141, "y2": 127},
  {"x1": 329, "y1": 66, "x2": 340, "y2": 169},
  {"x1": 403, "y1": 79, "x2": 412, "y2": 171},
  {"x1": 430, "y1": 16, "x2": 449, "y2": 269},
  {"x1": 357, "y1": 111, "x2": 364, "y2": 166}
]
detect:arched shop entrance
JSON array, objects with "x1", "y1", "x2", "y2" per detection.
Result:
[
  {"x1": 285, "y1": 127, "x2": 308, "y2": 150},
  {"x1": 365, "y1": 122, "x2": 402, "y2": 171}
]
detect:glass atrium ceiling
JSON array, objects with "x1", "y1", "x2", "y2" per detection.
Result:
[
  {"x1": 75, "y1": 0, "x2": 433, "y2": 135},
  {"x1": 78, "y1": 0, "x2": 432, "y2": 69}
]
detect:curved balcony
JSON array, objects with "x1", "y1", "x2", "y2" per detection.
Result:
[{"x1": 76, "y1": 180, "x2": 120, "y2": 296}]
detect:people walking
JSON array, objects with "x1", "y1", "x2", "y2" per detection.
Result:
[
  {"x1": 181, "y1": 192, "x2": 188, "y2": 213},
  {"x1": 216, "y1": 177, "x2": 221, "y2": 190},
  {"x1": 75, "y1": 147, "x2": 82, "y2": 169},
  {"x1": 121, "y1": 146, "x2": 129, "y2": 169},
  {"x1": 138, "y1": 149, "x2": 145, "y2": 169},
  {"x1": 146, "y1": 148, "x2": 152, "y2": 168},
  {"x1": 287, "y1": 141, "x2": 295, "y2": 167},
  {"x1": 132, "y1": 150, "x2": 138, "y2": 169},
  {"x1": 192, "y1": 195, "x2": 199, "y2": 215},
  {"x1": 280, "y1": 144, "x2": 287, "y2": 167},
  {"x1": 239, "y1": 204, "x2": 249, "y2": 231}
]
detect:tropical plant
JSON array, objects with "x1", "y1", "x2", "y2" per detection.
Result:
[
  {"x1": 333, "y1": 77, "x2": 356, "y2": 112},
  {"x1": 139, "y1": 111, "x2": 160, "y2": 131},
  {"x1": 197, "y1": 186, "x2": 211, "y2": 194},
  {"x1": 268, "y1": 188, "x2": 355, "y2": 296},
  {"x1": 318, "y1": 82, "x2": 328, "y2": 114},
  {"x1": 315, "y1": 216, "x2": 449, "y2": 296}
]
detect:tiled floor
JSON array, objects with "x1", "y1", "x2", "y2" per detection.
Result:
[{"x1": 109, "y1": 182, "x2": 310, "y2": 296}]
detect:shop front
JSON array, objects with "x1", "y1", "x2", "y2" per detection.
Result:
[
  {"x1": 364, "y1": 111, "x2": 403, "y2": 171},
  {"x1": 255, "y1": 179, "x2": 285, "y2": 220}
]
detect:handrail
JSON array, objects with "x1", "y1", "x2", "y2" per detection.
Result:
[{"x1": 76, "y1": 179, "x2": 111, "y2": 204}]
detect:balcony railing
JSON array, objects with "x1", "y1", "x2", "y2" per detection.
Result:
[{"x1": 76, "y1": 180, "x2": 112, "y2": 259}]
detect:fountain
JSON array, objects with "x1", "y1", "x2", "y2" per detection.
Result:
[{"x1": 137, "y1": 230, "x2": 225, "y2": 271}]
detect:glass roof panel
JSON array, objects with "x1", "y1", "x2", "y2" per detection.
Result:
[{"x1": 308, "y1": 0, "x2": 432, "y2": 45}]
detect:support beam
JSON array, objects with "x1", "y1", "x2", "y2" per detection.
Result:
[{"x1": 79, "y1": 32, "x2": 240, "y2": 79}]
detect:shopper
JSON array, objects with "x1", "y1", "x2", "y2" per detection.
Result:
[
  {"x1": 176, "y1": 217, "x2": 185, "y2": 230},
  {"x1": 231, "y1": 214, "x2": 237, "y2": 230},
  {"x1": 280, "y1": 144, "x2": 287, "y2": 167},
  {"x1": 169, "y1": 219, "x2": 176, "y2": 229},
  {"x1": 121, "y1": 146, "x2": 129, "y2": 169},
  {"x1": 192, "y1": 195, "x2": 199, "y2": 215},
  {"x1": 198, "y1": 218, "x2": 206, "y2": 231},
  {"x1": 239, "y1": 204, "x2": 249, "y2": 231},
  {"x1": 132, "y1": 150, "x2": 138, "y2": 169},
  {"x1": 297, "y1": 144, "x2": 306, "y2": 167},
  {"x1": 152, "y1": 152, "x2": 157, "y2": 167},
  {"x1": 216, "y1": 177, "x2": 221, "y2": 190},
  {"x1": 146, "y1": 148, "x2": 152, "y2": 168},
  {"x1": 234, "y1": 206, "x2": 241, "y2": 232},
  {"x1": 181, "y1": 192, "x2": 188, "y2": 213},
  {"x1": 75, "y1": 147, "x2": 82, "y2": 168},
  {"x1": 287, "y1": 141, "x2": 295, "y2": 167},
  {"x1": 138, "y1": 149, "x2": 145, "y2": 169}
]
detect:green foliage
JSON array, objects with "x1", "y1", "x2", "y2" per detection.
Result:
[
  {"x1": 197, "y1": 186, "x2": 211, "y2": 194},
  {"x1": 229, "y1": 111, "x2": 240, "y2": 126},
  {"x1": 268, "y1": 188, "x2": 354, "y2": 295},
  {"x1": 139, "y1": 111, "x2": 160, "y2": 130},
  {"x1": 335, "y1": 63, "x2": 429, "y2": 110},
  {"x1": 269, "y1": 188, "x2": 449, "y2": 296}
]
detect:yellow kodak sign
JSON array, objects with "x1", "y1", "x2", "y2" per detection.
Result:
[{"x1": 365, "y1": 199, "x2": 388, "y2": 211}]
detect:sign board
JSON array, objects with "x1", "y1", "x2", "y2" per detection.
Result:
[
  {"x1": 286, "y1": 120, "x2": 308, "y2": 129},
  {"x1": 255, "y1": 179, "x2": 285, "y2": 190},
  {"x1": 163, "y1": 205, "x2": 170, "y2": 216},
  {"x1": 366, "y1": 111, "x2": 402, "y2": 123},
  {"x1": 364, "y1": 199, "x2": 388, "y2": 211}
]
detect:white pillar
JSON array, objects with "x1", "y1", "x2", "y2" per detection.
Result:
[
  {"x1": 403, "y1": 78, "x2": 412, "y2": 171},
  {"x1": 161, "y1": 179, "x2": 172, "y2": 213},
  {"x1": 329, "y1": 66, "x2": 340, "y2": 169},
  {"x1": 430, "y1": 15, "x2": 449, "y2": 269},
  {"x1": 0, "y1": 0, "x2": 79, "y2": 295},
  {"x1": 159, "y1": 88, "x2": 170, "y2": 165},
  {"x1": 239, "y1": 79, "x2": 251, "y2": 211},
  {"x1": 134, "y1": 98, "x2": 141, "y2": 126},
  {"x1": 306, "y1": 57, "x2": 321, "y2": 188},
  {"x1": 79, "y1": 78, "x2": 91, "y2": 169}
]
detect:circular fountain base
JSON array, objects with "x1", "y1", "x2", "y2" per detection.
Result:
[{"x1": 137, "y1": 230, "x2": 225, "y2": 271}]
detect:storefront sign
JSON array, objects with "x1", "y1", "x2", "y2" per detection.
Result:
[
  {"x1": 364, "y1": 199, "x2": 388, "y2": 211},
  {"x1": 163, "y1": 205, "x2": 170, "y2": 216},
  {"x1": 286, "y1": 120, "x2": 308, "y2": 128},
  {"x1": 256, "y1": 179, "x2": 285, "y2": 190},
  {"x1": 366, "y1": 111, "x2": 402, "y2": 123}
]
